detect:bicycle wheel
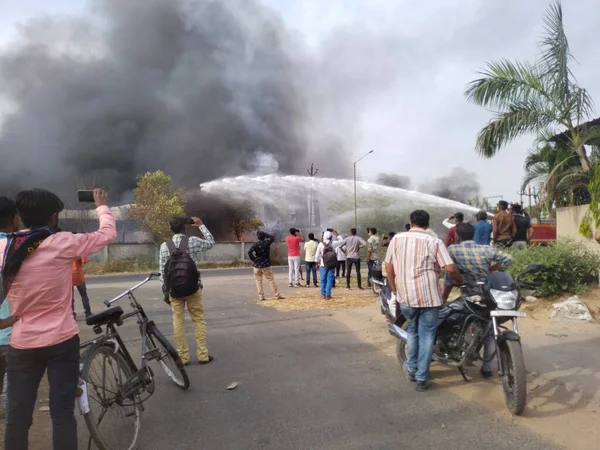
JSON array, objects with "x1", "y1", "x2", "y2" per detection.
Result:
[
  {"x1": 147, "y1": 323, "x2": 190, "y2": 389},
  {"x1": 81, "y1": 344, "x2": 142, "y2": 450}
]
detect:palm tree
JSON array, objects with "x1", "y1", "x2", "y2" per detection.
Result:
[{"x1": 465, "y1": 1, "x2": 600, "y2": 172}]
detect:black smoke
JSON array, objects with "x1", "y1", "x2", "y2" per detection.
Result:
[
  {"x1": 419, "y1": 167, "x2": 481, "y2": 203},
  {"x1": 1, "y1": 0, "x2": 398, "y2": 201},
  {"x1": 375, "y1": 174, "x2": 411, "y2": 190}
]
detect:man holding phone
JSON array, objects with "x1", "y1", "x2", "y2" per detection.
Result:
[{"x1": 159, "y1": 216, "x2": 215, "y2": 365}]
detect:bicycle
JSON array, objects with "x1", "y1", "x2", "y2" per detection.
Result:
[{"x1": 77, "y1": 272, "x2": 190, "y2": 450}]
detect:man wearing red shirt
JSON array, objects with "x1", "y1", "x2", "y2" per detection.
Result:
[
  {"x1": 285, "y1": 228, "x2": 304, "y2": 287},
  {"x1": 444, "y1": 212, "x2": 464, "y2": 247}
]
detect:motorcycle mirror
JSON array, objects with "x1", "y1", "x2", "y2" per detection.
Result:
[{"x1": 525, "y1": 264, "x2": 542, "y2": 274}]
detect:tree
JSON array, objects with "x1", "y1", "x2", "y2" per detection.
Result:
[
  {"x1": 465, "y1": 196, "x2": 493, "y2": 212},
  {"x1": 465, "y1": 1, "x2": 600, "y2": 172},
  {"x1": 128, "y1": 170, "x2": 185, "y2": 242},
  {"x1": 229, "y1": 205, "x2": 263, "y2": 241}
]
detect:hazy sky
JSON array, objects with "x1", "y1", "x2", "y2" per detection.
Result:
[{"x1": 1, "y1": 0, "x2": 598, "y2": 202}]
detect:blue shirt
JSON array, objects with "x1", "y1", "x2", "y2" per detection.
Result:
[
  {"x1": 472, "y1": 220, "x2": 493, "y2": 246},
  {"x1": 0, "y1": 232, "x2": 11, "y2": 345}
]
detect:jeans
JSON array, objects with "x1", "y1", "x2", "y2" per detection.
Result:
[
  {"x1": 288, "y1": 256, "x2": 301, "y2": 284},
  {"x1": 367, "y1": 260, "x2": 377, "y2": 287},
  {"x1": 400, "y1": 306, "x2": 440, "y2": 382},
  {"x1": 320, "y1": 267, "x2": 335, "y2": 297},
  {"x1": 481, "y1": 331, "x2": 496, "y2": 372},
  {"x1": 305, "y1": 262, "x2": 318, "y2": 286},
  {"x1": 170, "y1": 290, "x2": 209, "y2": 364},
  {"x1": 72, "y1": 283, "x2": 92, "y2": 316},
  {"x1": 5, "y1": 334, "x2": 80, "y2": 450},
  {"x1": 346, "y1": 258, "x2": 362, "y2": 288},
  {"x1": 336, "y1": 260, "x2": 346, "y2": 277}
]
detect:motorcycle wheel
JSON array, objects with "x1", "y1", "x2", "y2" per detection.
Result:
[
  {"x1": 395, "y1": 322, "x2": 410, "y2": 364},
  {"x1": 499, "y1": 340, "x2": 527, "y2": 416},
  {"x1": 372, "y1": 282, "x2": 382, "y2": 295}
]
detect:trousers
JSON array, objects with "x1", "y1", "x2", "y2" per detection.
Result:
[
  {"x1": 253, "y1": 267, "x2": 281, "y2": 298},
  {"x1": 170, "y1": 290, "x2": 209, "y2": 364},
  {"x1": 288, "y1": 256, "x2": 301, "y2": 284}
]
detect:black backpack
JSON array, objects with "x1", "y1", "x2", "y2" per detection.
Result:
[
  {"x1": 322, "y1": 243, "x2": 337, "y2": 269},
  {"x1": 165, "y1": 237, "x2": 200, "y2": 298}
]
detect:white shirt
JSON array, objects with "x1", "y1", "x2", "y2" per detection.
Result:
[
  {"x1": 335, "y1": 236, "x2": 347, "y2": 261},
  {"x1": 315, "y1": 239, "x2": 345, "y2": 266}
]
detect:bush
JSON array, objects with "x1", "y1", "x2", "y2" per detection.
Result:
[{"x1": 506, "y1": 239, "x2": 600, "y2": 297}]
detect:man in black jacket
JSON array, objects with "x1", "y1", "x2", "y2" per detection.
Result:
[{"x1": 248, "y1": 231, "x2": 285, "y2": 301}]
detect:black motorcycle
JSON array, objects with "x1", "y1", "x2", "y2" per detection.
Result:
[{"x1": 374, "y1": 264, "x2": 542, "y2": 416}]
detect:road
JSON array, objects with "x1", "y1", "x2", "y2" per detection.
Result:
[{"x1": 77, "y1": 271, "x2": 561, "y2": 450}]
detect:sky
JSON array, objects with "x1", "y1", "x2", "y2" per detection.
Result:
[{"x1": 1, "y1": 0, "x2": 599, "y2": 202}]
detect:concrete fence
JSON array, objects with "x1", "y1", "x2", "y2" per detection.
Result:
[
  {"x1": 88, "y1": 242, "x2": 291, "y2": 265},
  {"x1": 556, "y1": 204, "x2": 598, "y2": 250}
]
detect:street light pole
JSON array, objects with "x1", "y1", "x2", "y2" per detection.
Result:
[{"x1": 353, "y1": 150, "x2": 374, "y2": 228}]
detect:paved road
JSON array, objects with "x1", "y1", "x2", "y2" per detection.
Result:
[{"x1": 77, "y1": 273, "x2": 561, "y2": 450}]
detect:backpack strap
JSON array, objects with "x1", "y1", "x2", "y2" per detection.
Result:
[
  {"x1": 178, "y1": 236, "x2": 190, "y2": 254},
  {"x1": 166, "y1": 239, "x2": 176, "y2": 255}
]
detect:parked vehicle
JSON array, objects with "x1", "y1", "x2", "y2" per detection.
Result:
[{"x1": 373, "y1": 264, "x2": 542, "y2": 416}]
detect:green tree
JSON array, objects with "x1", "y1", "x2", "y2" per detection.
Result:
[
  {"x1": 465, "y1": 1, "x2": 600, "y2": 172},
  {"x1": 465, "y1": 196, "x2": 493, "y2": 212},
  {"x1": 128, "y1": 170, "x2": 185, "y2": 242},
  {"x1": 229, "y1": 204, "x2": 264, "y2": 241}
]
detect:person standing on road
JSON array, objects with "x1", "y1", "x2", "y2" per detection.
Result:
[
  {"x1": 473, "y1": 210, "x2": 493, "y2": 246},
  {"x1": 444, "y1": 213, "x2": 464, "y2": 247},
  {"x1": 366, "y1": 227, "x2": 380, "y2": 288},
  {"x1": 385, "y1": 210, "x2": 461, "y2": 392},
  {"x1": 160, "y1": 216, "x2": 215, "y2": 366},
  {"x1": 1, "y1": 188, "x2": 116, "y2": 450},
  {"x1": 511, "y1": 203, "x2": 532, "y2": 250},
  {"x1": 335, "y1": 233, "x2": 346, "y2": 279},
  {"x1": 303, "y1": 233, "x2": 319, "y2": 288},
  {"x1": 71, "y1": 257, "x2": 93, "y2": 319},
  {"x1": 343, "y1": 228, "x2": 366, "y2": 290},
  {"x1": 248, "y1": 231, "x2": 285, "y2": 301},
  {"x1": 285, "y1": 228, "x2": 304, "y2": 287},
  {"x1": 493, "y1": 201, "x2": 515, "y2": 247},
  {"x1": 0, "y1": 197, "x2": 20, "y2": 421},
  {"x1": 315, "y1": 231, "x2": 345, "y2": 300}
]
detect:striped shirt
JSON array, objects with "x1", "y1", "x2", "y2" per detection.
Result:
[
  {"x1": 384, "y1": 229, "x2": 454, "y2": 308},
  {"x1": 159, "y1": 226, "x2": 215, "y2": 280}
]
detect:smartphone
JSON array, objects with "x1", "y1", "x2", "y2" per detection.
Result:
[
  {"x1": 77, "y1": 190, "x2": 95, "y2": 203},
  {"x1": 174, "y1": 217, "x2": 194, "y2": 225}
]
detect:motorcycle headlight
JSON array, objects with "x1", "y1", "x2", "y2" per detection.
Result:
[{"x1": 490, "y1": 289, "x2": 518, "y2": 310}]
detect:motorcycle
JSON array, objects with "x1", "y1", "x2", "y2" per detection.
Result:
[{"x1": 373, "y1": 264, "x2": 542, "y2": 416}]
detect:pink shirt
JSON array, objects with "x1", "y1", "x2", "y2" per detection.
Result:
[
  {"x1": 0, "y1": 206, "x2": 117, "y2": 349},
  {"x1": 285, "y1": 235, "x2": 304, "y2": 257}
]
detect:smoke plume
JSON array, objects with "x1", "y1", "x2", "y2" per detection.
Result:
[
  {"x1": 0, "y1": 0, "x2": 406, "y2": 202},
  {"x1": 419, "y1": 167, "x2": 481, "y2": 203},
  {"x1": 375, "y1": 174, "x2": 411, "y2": 190}
]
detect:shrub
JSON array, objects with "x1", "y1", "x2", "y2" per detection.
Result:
[{"x1": 506, "y1": 239, "x2": 600, "y2": 297}]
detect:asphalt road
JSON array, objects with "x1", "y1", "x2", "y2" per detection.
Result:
[{"x1": 77, "y1": 273, "x2": 561, "y2": 450}]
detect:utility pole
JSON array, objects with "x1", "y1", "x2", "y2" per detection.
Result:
[
  {"x1": 307, "y1": 164, "x2": 318, "y2": 232},
  {"x1": 517, "y1": 189, "x2": 526, "y2": 205},
  {"x1": 353, "y1": 150, "x2": 374, "y2": 227}
]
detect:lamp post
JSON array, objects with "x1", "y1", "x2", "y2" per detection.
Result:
[{"x1": 353, "y1": 150, "x2": 374, "y2": 227}]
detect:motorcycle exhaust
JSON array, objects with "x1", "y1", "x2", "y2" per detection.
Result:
[{"x1": 388, "y1": 323, "x2": 407, "y2": 341}]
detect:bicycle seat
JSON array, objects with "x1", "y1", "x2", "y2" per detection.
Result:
[{"x1": 86, "y1": 306, "x2": 124, "y2": 326}]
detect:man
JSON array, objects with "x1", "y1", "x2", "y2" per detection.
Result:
[
  {"x1": 0, "y1": 197, "x2": 20, "y2": 421},
  {"x1": 511, "y1": 203, "x2": 532, "y2": 250},
  {"x1": 442, "y1": 222, "x2": 513, "y2": 378},
  {"x1": 343, "y1": 228, "x2": 366, "y2": 290},
  {"x1": 335, "y1": 233, "x2": 346, "y2": 278},
  {"x1": 472, "y1": 210, "x2": 493, "y2": 246},
  {"x1": 248, "y1": 231, "x2": 285, "y2": 301},
  {"x1": 444, "y1": 212, "x2": 464, "y2": 247},
  {"x1": 285, "y1": 228, "x2": 304, "y2": 287},
  {"x1": 385, "y1": 210, "x2": 462, "y2": 391},
  {"x1": 303, "y1": 233, "x2": 319, "y2": 288},
  {"x1": 1, "y1": 189, "x2": 116, "y2": 449},
  {"x1": 71, "y1": 257, "x2": 92, "y2": 318},
  {"x1": 315, "y1": 231, "x2": 345, "y2": 300},
  {"x1": 404, "y1": 224, "x2": 410, "y2": 232},
  {"x1": 366, "y1": 227, "x2": 380, "y2": 288},
  {"x1": 493, "y1": 201, "x2": 515, "y2": 247},
  {"x1": 160, "y1": 216, "x2": 215, "y2": 365}
]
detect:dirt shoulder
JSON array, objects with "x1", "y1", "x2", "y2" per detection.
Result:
[{"x1": 329, "y1": 292, "x2": 600, "y2": 450}]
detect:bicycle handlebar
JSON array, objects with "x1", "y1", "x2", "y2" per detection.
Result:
[{"x1": 103, "y1": 272, "x2": 162, "y2": 307}]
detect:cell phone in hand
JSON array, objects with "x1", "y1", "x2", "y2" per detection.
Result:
[
  {"x1": 175, "y1": 217, "x2": 194, "y2": 225},
  {"x1": 77, "y1": 190, "x2": 95, "y2": 203}
]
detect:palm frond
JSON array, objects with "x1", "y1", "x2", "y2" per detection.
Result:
[
  {"x1": 538, "y1": 0, "x2": 572, "y2": 103},
  {"x1": 475, "y1": 106, "x2": 556, "y2": 157},
  {"x1": 577, "y1": 124, "x2": 600, "y2": 146},
  {"x1": 465, "y1": 59, "x2": 556, "y2": 111}
]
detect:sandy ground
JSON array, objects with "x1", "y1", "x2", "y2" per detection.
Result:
[{"x1": 327, "y1": 290, "x2": 600, "y2": 450}]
